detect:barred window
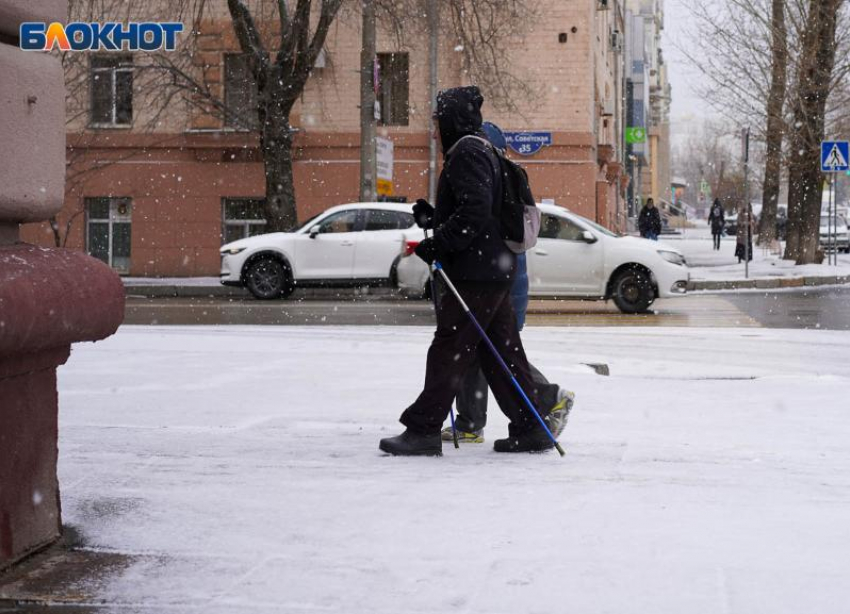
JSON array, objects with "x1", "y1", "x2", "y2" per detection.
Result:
[
  {"x1": 224, "y1": 54, "x2": 260, "y2": 130},
  {"x1": 377, "y1": 53, "x2": 409, "y2": 126},
  {"x1": 222, "y1": 198, "x2": 267, "y2": 243}
]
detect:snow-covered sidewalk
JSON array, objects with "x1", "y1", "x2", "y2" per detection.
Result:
[
  {"x1": 661, "y1": 227, "x2": 850, "y2": 285},
  {"x1": 48, "y1": 325, "x2": 850, "y2": 613}
]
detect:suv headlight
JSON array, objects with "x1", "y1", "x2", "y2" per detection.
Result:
[
  {"x1": 658, "y1": 250, "x2": 686, "y2": 266},
  {"x1": 221, "y1": 247, "x2": 246, "y2": 256}
]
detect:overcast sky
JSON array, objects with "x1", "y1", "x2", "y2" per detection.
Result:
[{"x1": 662, "y1": 0, "x2": 715, "y2": 144}]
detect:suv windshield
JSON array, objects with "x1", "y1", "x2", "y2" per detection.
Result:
[
  {"x1": 297, "y1": 212, "x2": 325, "y2": 231},
  {"x1": 821, "y1": 215, "x2": 847, "y2": 227}
]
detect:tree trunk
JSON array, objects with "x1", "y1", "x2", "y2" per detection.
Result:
[
  {"x1": 253, "y1": 60, "x2": 298, "y2": 232},
  {"x1": 757, "y1": 0, "x2": 787, "y2": 247},
  {"x1": 261, "y1": 124, "x2": 298, "y2": 232},
  {"x1": 784, "y1": 0, "x2": 843, "y2": 264}
]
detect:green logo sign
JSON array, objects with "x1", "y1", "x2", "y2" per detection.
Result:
[{"x1": 626, "y1": 127, "x2": 646, "y2": 144}]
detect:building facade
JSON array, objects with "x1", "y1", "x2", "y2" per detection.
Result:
[
  {"x1": 625, "y1": 0, "x2": 671, "y2": 217},
  {"x1": 21, "y1": 0, "x2": 659, "y2": 277}
]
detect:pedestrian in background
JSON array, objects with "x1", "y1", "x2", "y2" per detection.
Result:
[
  {"x1": 444, "y1": 121, "x2": 573, "y2": 444},
  {"x1": 708, "y1": 198, "x2": 725, "y2": 250},
  {"x1": 638, "y1": 198, "x2": 662, "y2": 240}
]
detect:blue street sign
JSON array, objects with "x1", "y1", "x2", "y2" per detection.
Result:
[
  {"x1": 504, "y1": 132, "x2": 552, "y2": 156},
  {"x1": 821, "y1": 141, "x2": 849, "y2": 173}
]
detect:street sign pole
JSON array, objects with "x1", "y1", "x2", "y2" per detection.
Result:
[
  {"x1": 821, "y1": 140, "x2": 850, "y2": 265},
  {"x1": 742, "y1": 127, "x2": 750, "y2": 279},
  {"x1": 829, "y1": 175, "x2": 835, "y2": 266}
]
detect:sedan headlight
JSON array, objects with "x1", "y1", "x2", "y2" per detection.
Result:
[
  {"x1": 657, "y1": 250, "x2": 686, "y2": 266},
  {"x1": 220, "y1": 247, "x2": 246, "y2": 256}
]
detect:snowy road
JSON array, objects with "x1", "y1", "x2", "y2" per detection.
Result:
[{"x1": 53, "y1": 325, "x2": 850, "y2": 613}]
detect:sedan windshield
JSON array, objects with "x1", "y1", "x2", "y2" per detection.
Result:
[{"x1": 569, "y1": 213, "x2": 620, "y2": 237}]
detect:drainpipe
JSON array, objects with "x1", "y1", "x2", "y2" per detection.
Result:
[{"x1": 427, "y1": 0, "x2": 438, "y2": 203}]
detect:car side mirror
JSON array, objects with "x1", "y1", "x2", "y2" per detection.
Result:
[
  {"x1": 580, "y1": 230, "x2": 597, "y2": 244},
  {"x1": 309, "y1": 225, "x2": 321, "y2": 238}
]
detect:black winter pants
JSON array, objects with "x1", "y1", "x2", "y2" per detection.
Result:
[
  {"x1": 712, "y1": 231, "x2": 722, "y2": 250},
  {"x1": 400, "y1": 280, "x2": 546, "y2": 437}
]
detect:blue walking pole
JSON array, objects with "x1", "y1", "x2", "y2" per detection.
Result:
[
  {"x1": 424, "y1": 232, "x2": 459, "y2": 449},
  {"x1": 432, "y1": 261, "x2": 565, "y2": 457}
]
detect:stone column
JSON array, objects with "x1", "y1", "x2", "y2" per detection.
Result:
[{"x1": 0, "y1": 1, "x2": 125, "y2": 569}]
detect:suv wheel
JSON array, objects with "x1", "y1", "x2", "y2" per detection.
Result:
[
  {"x1": 245, "y1": 257, "x2": 294, "y2": 300},
  {"x1": 611, "y1": 267, "x2": 655, "y2": 314}
]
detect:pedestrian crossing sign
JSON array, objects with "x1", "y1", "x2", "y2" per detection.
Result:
[{"x1": 821, "y1": 141, "x2": 849, "y2": 172}]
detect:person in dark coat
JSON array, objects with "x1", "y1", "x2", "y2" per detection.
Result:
[
  {"x1": 379, "y1": 86, "x2": 563, "y2": 456},
  {"x1": 443, "y1": 121, "x2": 573, "y2": 443},
  {"x1": 735, "y1": 203, "x2": 755, "y2": 263},
  {"x1": 638, "y1": 198, "x2": 662, "y2": 240},
  {"x1": 708, "y1": 198, "x2": 725, "y2": 250}
]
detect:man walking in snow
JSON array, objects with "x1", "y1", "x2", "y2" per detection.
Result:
[
  {"x1": 441, "y1": 121, "x2": 573, "y2": 444},
  {"x1": 638, "y1": 198, "x2": 662, "y2": 240},
  {"x1": 379, "y1": 86, "x2": 565, "y2": 457}
]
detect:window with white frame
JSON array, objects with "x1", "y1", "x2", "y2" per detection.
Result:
[
  {"x1": 222, "y1": 198, "x2": 267, "y2": 243},
  {"x1": 90, "y1": 56, "x2": 133, "y2": 127},
  {"x1": 86, "y1": 197, "x2": 132, "y2": 273}
]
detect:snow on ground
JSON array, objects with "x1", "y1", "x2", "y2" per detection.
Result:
[
  {"x1": 59, "y1": 325, "x2": 850, "y2": 613},
  {"x1": 661, "y1": 226, "x2": 850, "y2": 280}
]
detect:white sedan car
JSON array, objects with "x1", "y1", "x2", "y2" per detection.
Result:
[
  {"x1": 397, "y1": 203, "x2": 689, "y2": 313},
  {"x1": 220, "y1": 202, "x2": 424, "y2": 299}
]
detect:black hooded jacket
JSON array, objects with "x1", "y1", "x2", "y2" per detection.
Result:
[{"x1": 431, "y1": 86, "x2": 515, "y2": 282}]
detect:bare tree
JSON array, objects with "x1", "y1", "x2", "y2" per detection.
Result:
[
  {"x1": 672, "y1": 120, "x2": 749, "y2": 212},
  {"x1": 57, "y1": 0, "x2": 541, "y2": 244},
  {"x1": 682, "y1": 0, "x2": 850, "y2": 260},
  {"x1": 785, "y1": 0, "x2": 845, "y2": 263},
  {"x1": 225, "y1": 0, "x2": 344, "y2": 231},
  {"x1": 372, "y1": 0, "x2": 541, "y2": 113},
  {"x1": 758, "y1": 0, "x2": 788, "y2": 246}
]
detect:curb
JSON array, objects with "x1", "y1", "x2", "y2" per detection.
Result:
[
  {"x1": 125, "y1": 275, "x2": 850, "y2": 299},
  {"x1": 689, "y1": 275, "x2": 850, "y2": 291},
  {"x1": 124, "y1": 284, "x2": 402, "y2": 300}
]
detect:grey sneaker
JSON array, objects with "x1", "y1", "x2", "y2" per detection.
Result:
[
  {"x1": 545, "y1": 389, "x2": 575, "y2": 438},
  {"x1": 440, "y1": 426, "x2": 484, "y2": 443}
]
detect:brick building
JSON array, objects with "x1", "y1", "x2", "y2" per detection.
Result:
[{"x1": 20, "y1": 0, "x2": 658, "y2": 277}]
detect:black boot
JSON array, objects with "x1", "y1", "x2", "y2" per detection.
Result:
[
  {"x1": 379, "y1": 429, "x2": 442, "y2": 457},
  {"x1": 493, "y1": 427, "x2": 554, "y2": 453}
]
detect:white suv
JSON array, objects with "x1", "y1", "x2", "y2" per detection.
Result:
[
  {"x1": 220, "y1": 202, "x2": 424, "y2": 299},
  {"x1": 396, "y1": 203, "x2": 689, "y2": 313}
]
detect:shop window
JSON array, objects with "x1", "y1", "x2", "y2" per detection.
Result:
[
  {"x1": 90, "y1": 56, "x2": 133, "y2": 127},
  {"x1": 377, "y1": 53, "x2": 409, "y2": 126},
  {"x1": 223, "y1": 198, "x2": 267, "y2": 243},
  {"x1": 86, "y1": 197, "x2": 132, "y2": 273},
  {"x1": 224, "y1": 54, "x2": 260, "y2": 130}
]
